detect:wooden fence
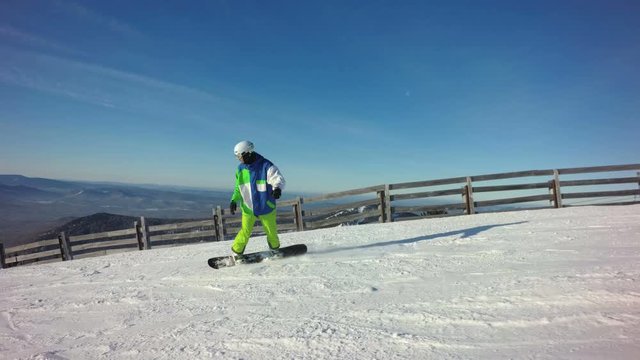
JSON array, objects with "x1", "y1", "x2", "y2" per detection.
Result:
[{"x1": 2, "y1": 163, "x2": 639, "y2": 269}]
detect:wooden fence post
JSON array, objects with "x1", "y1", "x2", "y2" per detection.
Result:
[
  {"x1": 58, "y1": 232, "x2": 73, "y2": 261},
  {"x1": 0, "y1": 243, "x2": 6, "y2": 269},
  {"x1": 386, "y1": 185, "x2": 392, "y2": 223},
  {"x1": 139, "y1": 217, "x2": 152, "y2": 250},
  {"x1": 135, "y1": 220, "x2": 144, "y2": 250},
  {"x1": 377, "y1": 185, "x2": 391, "y2": 223},
  {"x1": 383, "y1": 184, "x2": 392, "y2": 223},
  {"x1": 377, "y1": 189, "x2": 385, "y2": 223},
  {"x1": 376, "y1": 190, "x2": 383, "y2": 223},
  {"x1": 213, "y1": 207, "x2": 219, "y2": 241},
  {"x1": 551, "y1": 169, "x2": 563, "y2": 208},
  {"x1": 293, "y1": 197, "x2": 305, "y2": 231},
  {"x1": 214, "y1": 206, "x2": 225, "y2": 241},
  {"x1": 464, "y1": 177, "x2": 475, "y2": 215}
]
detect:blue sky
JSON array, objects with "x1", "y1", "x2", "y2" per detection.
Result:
[{"x1": 1, "y1": 0, "x2": 638, "y2": 193}]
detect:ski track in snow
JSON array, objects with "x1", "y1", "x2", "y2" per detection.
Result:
[{"x1": 1, "y1": 205, "x2": 639, "y2": 359}]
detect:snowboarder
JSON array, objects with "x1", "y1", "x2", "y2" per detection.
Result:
[{"x1": 229, "y1": 140, "x2": 286, "y2": 255}]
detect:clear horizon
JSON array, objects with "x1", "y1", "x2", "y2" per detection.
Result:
[{"x1": 1, "y1": 1, "x2": 639, "y2": 193}]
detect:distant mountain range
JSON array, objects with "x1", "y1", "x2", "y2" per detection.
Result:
[
  {"x1": 0, "y1": 175, "x2": 230, "y2": 247},
  {"x1": 0, "y1": 175, "x2": 526, "y2": 248},
  {"x1": 35, "y1": 212, "x2": 193, "y2": 242}
]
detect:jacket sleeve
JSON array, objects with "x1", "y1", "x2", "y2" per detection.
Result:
[
  {"x1": 267, "y1": 165, "x2": 286, "y2": 191},
  {"x1": 231, "y1": 170, "x2": 243, "y2": 203}
]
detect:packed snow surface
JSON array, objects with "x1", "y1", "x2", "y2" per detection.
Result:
[{"x1": 1, "y1": 205, "x2": 639, "y2": 359}]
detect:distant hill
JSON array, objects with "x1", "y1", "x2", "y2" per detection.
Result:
[
  {"x1": 0, "y1": 175, "x2": 509, "y2": 248},
  {"x1": 0, "y1": 175, "x2": 230, "y2": 247},
  {"x1": 0, "y1": 175, "x2": 81, "y2": 192},
  {"x1": 0, "y1": 184, "x2": 60, "y2": 202},
  {"x1": 35, "y1": 212, "x2": 198, "y2": 241}
]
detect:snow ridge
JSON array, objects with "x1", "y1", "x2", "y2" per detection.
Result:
[{"x1": 1, "y1": 205, "x2": 639, "y2": 359}]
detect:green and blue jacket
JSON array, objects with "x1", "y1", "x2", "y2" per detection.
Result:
[{"x1": 231, "y1": 153, "x2": 286, "y2": 216}]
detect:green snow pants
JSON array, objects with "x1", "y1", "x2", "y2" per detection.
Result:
[{"x1": 231, "y1": 209, "x2": 280, "y2": 254}]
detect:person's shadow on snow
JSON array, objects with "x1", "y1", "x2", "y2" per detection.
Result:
[{"x1": 312, "y1": 221, "x2": 527, "y2": 255}]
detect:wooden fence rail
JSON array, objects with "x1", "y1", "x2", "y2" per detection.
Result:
[{"x1": 2, "y1": 163, "x2": 639, "y2": 269}]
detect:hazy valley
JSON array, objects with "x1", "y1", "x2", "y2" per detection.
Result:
[{"x1": 0, "y1": 175, "x2": 230, "y2": 247}]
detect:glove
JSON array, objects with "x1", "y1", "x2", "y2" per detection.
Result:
[
  {"x1": 229, "y1": 201, "x2": 237, "y2": 215},
  {"x1": 272, "y1": 188, "x2": 282, "y2": 199}
]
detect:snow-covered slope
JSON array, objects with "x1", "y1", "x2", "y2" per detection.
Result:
[{"x1": 1, "y1": 205, "x2": 639, "y2": 359}]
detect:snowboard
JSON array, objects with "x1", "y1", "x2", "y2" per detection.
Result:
[{"x1": 208, "y1": 244, "x2": 307, "y2": 269}]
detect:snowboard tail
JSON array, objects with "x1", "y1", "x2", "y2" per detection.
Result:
[{"x1": 208, "y1": 244, "x2": 307, "y2": 269}]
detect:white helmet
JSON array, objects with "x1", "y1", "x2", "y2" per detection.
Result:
[{"x1": 233, "y1": 140, "x2": 254, "y2": 156}]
